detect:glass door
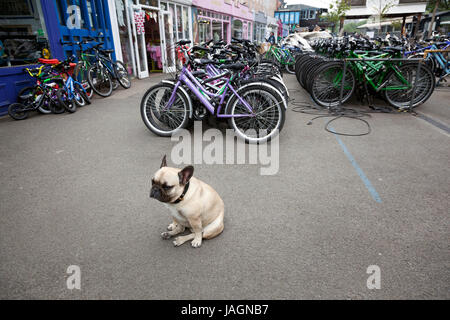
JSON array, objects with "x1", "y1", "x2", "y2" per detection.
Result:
[
  {"x1": 131, "y1": 7, "x2": 149, "y2": 78},
  {"x1": 159, "y1": 11, "x2": 176, "y2": 73}
]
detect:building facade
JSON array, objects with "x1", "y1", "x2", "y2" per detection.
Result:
[
  {"x1": 346, "y1": 0, "x2": 428, "y2": 37},
  {"x1": 0, "y1": 0, "x2": 115, "y2": 116},
  {"x1": 191, "y1": 0, "x2": 253, "y2": 44},
  {"x1": 0, "y1": 0, "x2": 279, "y2": 113},
  {"x1": 108, "y1": 0, "x2": 194, "y2": 78},
  {"x1": 252, "y1": 0, "x2": 278, "y2": 43},
  {"x1": 346, "y1": 0, "x2": 427, "y2": 19},
  {"x1": 275, "y1": 3, "x2": 328, "y2": 32}
]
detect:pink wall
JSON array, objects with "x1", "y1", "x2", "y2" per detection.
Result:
[{"x1": 192, "y1": 0, "x2": 253, "y2": 21}]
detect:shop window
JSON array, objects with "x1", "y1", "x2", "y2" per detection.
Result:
[
  {"x1": 0, "y1": 0, "x2": 50, "y2": 67},
  {"x1": 138, "y1": 0, "x2": 158, "y2": 7},
  {"x1": 212, "y1": 21, "x2": 222, "y2": 41},
  {"x1": 176, "y1": 5, "x2": 182, "y2": 41},
  {"x1": 169, "y1": 3, "x2": 176, "y2": 41},
  {"x1": 115, "y1": 0, "x2": 132, "y2": 74},
  {"x1": 183, "y1": 7, "x2": 190, "y2": 40},
  {"x1": 233, "y1": 20, "x2": 243, "y2": 39},
  {"x1": 199, "y1": 20, "x2": 211, "y2": 43},
  {"x1": 0, "y1": 0, "x2": 31, "y2": 15}
]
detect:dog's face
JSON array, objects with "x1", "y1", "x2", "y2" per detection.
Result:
[{"x1": 150, "y1": 155, "x2": 193, "y2": 203}]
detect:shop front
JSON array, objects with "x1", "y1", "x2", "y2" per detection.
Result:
[
  {"x1": 266, "y1": 16, "x2": 279, "y2": 42},
  {"x1": 193, "y1": 7, "x2": 231, "y2": 43},
  {"x1": 110, "y1": 0, "x2": 192, "y2": 78},
  {"x1": 192, "y1": 0, "x2": 252, "y2": 44},
  {"x1": 253, "y1": 11, "x2": 267, "y2": 44},
  {"x1": 0, "y1": 0, "x2": 115, "y2": 115}
]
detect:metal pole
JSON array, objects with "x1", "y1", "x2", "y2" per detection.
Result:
[{"x1": 338, "y1": 59, "x2": 347, "y2": 112}]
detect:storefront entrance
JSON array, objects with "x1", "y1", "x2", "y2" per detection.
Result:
[
  {"x1": 129, "y1": 1, "x2": 175, "y2": 78},
  {"x1": 112, "y1": 0, "x2": 192, "y2": 77}
]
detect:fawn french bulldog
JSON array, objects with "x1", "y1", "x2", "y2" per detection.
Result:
[{"x1": 150, "y1": 155, "x2": 224, "y2": 248}]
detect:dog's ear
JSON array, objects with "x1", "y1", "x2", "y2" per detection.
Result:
[
  {"x1": 160, "y1": 155, "x2": 167, "y2": 168},
  {"x1": 178, "y1": 166, "x2": 194, "y2": 185}
]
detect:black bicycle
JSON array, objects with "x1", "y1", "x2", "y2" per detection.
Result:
[{"x1": 86, "y1": 41, "x2": 131, "y2": 97}]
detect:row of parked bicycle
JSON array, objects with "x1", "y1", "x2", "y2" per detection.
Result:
[
  {"x1": 8, "y1": 38, "x2": 131, "y2": 120},
  {"x1": 294, "y1": 35, "x2": 449, "y2": 110},
  {"x1": 140, "y1": 38, "x2": 292, "y2": 143}
]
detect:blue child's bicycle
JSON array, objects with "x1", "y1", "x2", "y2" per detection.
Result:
[{"x1": 53, "y1": 56, "x2": 91, "y2": 112}]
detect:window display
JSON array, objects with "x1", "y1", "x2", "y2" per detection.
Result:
[
  {"x1": 160, "y1": 2, "x2": 191, "y2": 43},
  {"x1": 0, "y1": 0, "x2": 50, "y2": 67},
  {"x1": 233, "y1": 19, "x2": 243, "y2": 39},
  {"x1": 196, "y1": 9, "x2": 232, "y2": 43}
]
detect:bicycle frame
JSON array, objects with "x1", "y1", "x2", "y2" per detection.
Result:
[
  {"x1": 60, "y1": 71, "x2": 87, "y2": 100},
  {"x1": 424, "y1": 47, "x2": 450, "y2": 68},
  {"x1": 265, "y1": 45, "x2": 294, "y2": 65},
  {"x1": 348, "y1": 52, "x2": 410, "y2": 92},
  {"x1": 21, "y1": 83, "x2": 57, "y2": 111},
  {"x1": 165, "y1": 66, "x2": 254, "y2": 118},
  {"x1": 95, "y1": 50, "x2": 120, "y2": 79},
  {"x1": 77, "y1": 51, "x2": 95, "y2": 77}
]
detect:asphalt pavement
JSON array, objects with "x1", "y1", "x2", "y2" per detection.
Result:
[{"x1": 0, "y1": 74, "x2": 448, "y2": 299}]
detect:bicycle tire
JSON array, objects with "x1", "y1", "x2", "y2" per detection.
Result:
[
  {"x1": 310, "y1": 62, "x2": 356, "y2": 108},
  {"x1": 8, "y1": 102, "x2": 29, "y2": 120},
  {"x1": 114, "y1": 61, "x2": 131, "y2": 89},
  {"x1": 87, "y1": 64, "x2": 113, "y2": 97},
  {"x1": 140, "y1": 83, "x2": 190, "y2": 136},
  {"x1": 226, "y1": 83, "x2": 285, "y2": 144},
  {"x1": 383, "y1": 62, "x2": 435, "y2": 109},
  {"x1": 56, "y1": 88, "x2": 77, "y2": 113}
]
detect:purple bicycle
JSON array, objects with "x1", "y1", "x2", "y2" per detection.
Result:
[{"x1": 140, "y1": 43, "x2": 286, "y2": 143}]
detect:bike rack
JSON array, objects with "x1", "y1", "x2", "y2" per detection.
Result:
[{"x1": 337, "y1": 57, "x2": 425, "y2": 112}]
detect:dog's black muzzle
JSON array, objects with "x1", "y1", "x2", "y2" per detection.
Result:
[{"x1": 150, "y1": 186, "x2": 161, "y2": 199}]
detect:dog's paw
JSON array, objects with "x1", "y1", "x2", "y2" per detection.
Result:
[
  {"x1": 167, "y1": 223, "x2": 176, "y2": 231},
  {"x1": 161, "y1": 232, "x2": 171, "y2": 240},
  {"x1": 191, "y1": 238, "x2": 202, "y2": 248},
  {"x1": 173, "y1": 237, "x2": 184, "y2": 247}
]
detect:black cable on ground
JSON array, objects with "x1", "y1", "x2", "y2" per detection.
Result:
[{"x1": 290, "y1": 100, "x2": 373, "y2": 136}]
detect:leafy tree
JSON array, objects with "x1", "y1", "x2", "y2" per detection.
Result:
[
  {"x1": 425, "y1": 0, "x2": 450, "y2": 36},
  {"x1": 426, "y1": 0, "x2": 450, "y2": 11},
  {"x1": 320, "y1": 0, "x2": 351, "y2": 34},
  {"x1": 343, "y1": 20, "x2": 367, "y2": 33},
  {"x1": 426, "y1": 0, "x2": 450, "y2": 35},
  {"x1": 368, "y1": 0, "x2": 394, "y2": 30}
]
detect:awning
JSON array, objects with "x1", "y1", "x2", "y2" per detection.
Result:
[
  {"x1": 346, "y1": 4, "x2": 427, "y2": 19},
  {"x1": 358, "y1": 18, "x2": 413, "y2": 29}
]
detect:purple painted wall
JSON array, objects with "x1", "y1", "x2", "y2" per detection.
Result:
[{"x1": 192, "y1": 0, "x2": 253, "y2": 20}]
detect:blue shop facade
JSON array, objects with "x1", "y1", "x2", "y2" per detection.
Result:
[{"x1": 0, "y1": 0, "x2": 115, "y2": 116}]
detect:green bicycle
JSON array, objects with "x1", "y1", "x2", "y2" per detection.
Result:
[
  {"x1": 263, "y1": 43, "x2": 296, "y2": 74},
  {"x1": 309, "y1": 49, "x2": 435, "y2": 109}
]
